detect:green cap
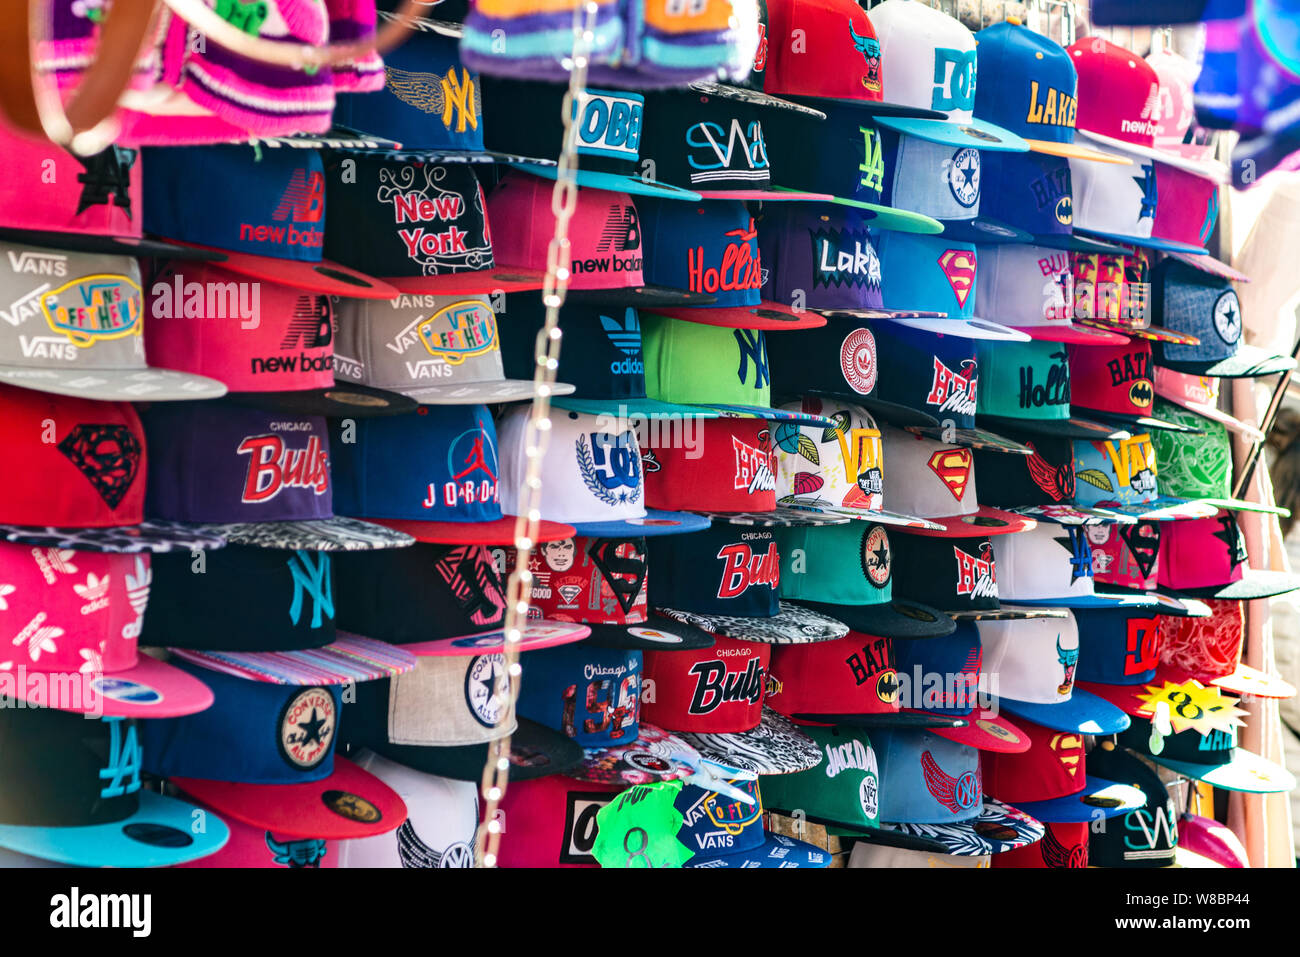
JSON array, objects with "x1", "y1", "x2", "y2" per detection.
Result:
[
  {"x1": 760, "y1": 725, "x2": 881, "y2": 833},
  {"x1": 641, "y1": 313, "x2": 770, "y2": 408},
  {"x1": 776, "y1": 522, "x2": 891, "y2": 607},
  {"x1": 975, "y1": 339, "x2": 1071, "y2": 421}
]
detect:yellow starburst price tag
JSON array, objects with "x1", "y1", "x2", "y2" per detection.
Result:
[{"x1": 1135, "y1": 679, "x2": 1247, "y2": 736}]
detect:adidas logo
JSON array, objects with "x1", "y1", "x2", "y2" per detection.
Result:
[{"x1": 601, "y1": 307, "x2": 644, "y2": 374}]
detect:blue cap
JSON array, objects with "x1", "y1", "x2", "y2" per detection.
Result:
[
  {"x1": 677, "y1": 777, "x2": 830, "y2": 868},
  {"x1": 516, "y1": 644, "x2": 642, "y2": 748},
  {"x1": 649, "y1": 523, "x2": 780, "y2": 619},
  {"x1": 639, "y1": 199, "x2": 764, "y2": 311},
  {"x1": 873, "y1": 729, "x2": 982, "y2": 823},
  {"x1": 893, "y1": 623, "x2": 983, "y2": 718},
  {"x1": 978, "y1": 151, "x2": 1127, "y2": 253},
  {"x1": 1074, "y1": 608, "x2": 1160, "y2": 685}
]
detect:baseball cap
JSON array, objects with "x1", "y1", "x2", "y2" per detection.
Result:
[
  {"x1": 1117, "y1": 715, "x2": 1297, "y2": 794},
  {"x1": 890, "y1": 531, "x2": 1067, "y2": 622},
  {"x1": 330, "y1": 404, "x2": 577, "y2": 544},
  {"x1": 1086, "y1": 741, "x2": 1180, "y2": 868},
  {"x1": 771, "y1": 397, "x2": 943, "y2": 528},
  {"x1": 1070, "y1": 249, "x2": 1198, "y2": 344},
  {"x1": 0, "y1": 545, "x2": 215, "y2": 717},
  {"x1": 649, "y1": 521, "x2": 850, "y2": 645},
  {"x1": 975, "y1": 434, "x2": 1144, "y2": 526},
  {"x1": 1151, "y1": 162, "x2": 1248, "y2": 282},
  {"x1": 143, "y1": 262, "x2": 414, "y2": 416},
  {"x1": 761, "y1": 0, "x2": 945, "y2": 117},
  {"x1": 485, "y1": 172, "x2": 713, "y2": 308},
  {"x1": 333, "y1": 541, "x2": 590, "y2": 655},
  {"x1": 493, "y1": 775, "x2": 619, "y2": 867},
  {"x1": 977, "y1": 614, "x2": 1131, "y2": 734},
  {"x1": 992, "y1": 822, "x2": 1090, "y2": 867},
  {"x1": 173, "y1": 801, "x2": 334, "y2": 869},
  {"x1": 1069, "y1": 38, "x2": 1227, "y2": 182},
  {"x1": 760, "y1": 108, "x2": 944, "y2": 233},
  {"x1": 334, "y1": 749, "x2": 479, "y2": 868},
  {"x1": 0, "y1": 386, "x2": 226, "y2": 554},
  {"x1": 1150, "y1": 261, "x2": 1295, "y2": 378},
  {"x1": 975, "y1": 341, "x2": 1130, "y2": 441},
  {"x1": 0, "y1": 245, "x2": 226, "y2": 401},
  {"x1": 1073, "y1": 607, "x2": 1161, "y2": 687},
  {"x1": 1070, "y1": 433, "x2": 1217, "y2": 521},
  {"x1": 1148, "y1": 49, "x2": 1219, "y2": 163},
  {"x1": 170, "y1": 634, "x2": 418, "y2": 688},
  {"x1": 972, "y1": 21, "x2": 1129, "y2": 165},
  {"x1": 331, "y1": 292, "x2": 574, "y2": 404},
  {"x1": 982, "y1": 716, "x2": 1145, "y2": 822},
  {"x1": 142, "y1": 146, "x2": 397, "y2": 299},
  {"x1": 676, "y1": 774, "x2": 830, "y2": 867},
  {"x1": 975, "y1": 245, "x2": 1128, "y2": 345},
  {"x1": 873, "y1": 728, "x2": 1045, "y2": 855},
  {"x1": 0, "y1": 125, "x2": 223, "y2": 259},
  {"x1": 675, "y1": 710, "x2": 824, "y2": 776},
  {"x1": 1153, "y1": 368, "x2": 1263, "y2": 439},
  {"x1": 515, "y1": 644, "x2": 645, "y2": 747},
  {"x1": 868, "y1": 0, "x2": 1030, "y2": 153},
  {"x1": 504, "y1": 535, "x2": 715, "y2": 651},
  {"x1": 496, "y1": 406, "x2": 710, "y2": 538},
  {"x1": 141, "y1": 402, "x2": 416, "y2": 551},
  {"x1": 765, "y1": 631, "x2": 966, "y2": 729},
  {"x1": 141, "y1": 662, "x2": 409, "y2": 839},
  {"x1": 568, "y1": 722, "x2": 702, "y2": 787},
  {"x1": 1090, "y1": 0, "x2": 1236, "y2": 24},
  {"x1": 481, "y1": 85, "x2": 700, "y2": 201},
  {"x1": 0, "y1": 708, "x2": 231, "y2": 867},
  {"x1": 1077, "y1": 663, "x2": 1251, "y2": 722},
  {"x1": 1089, "y1": 521, "x2": 1161, "y2": 592},
  {"x1": 879, "y1": 428, "x2": 1036, "y2": 537},
  {"x1": 1160, "y1": 599, "x2": 1296, "y2": 699},
  {"x1": 1176, "y1": 812, "x2": 1249, "y2": 868},
  {"x1": 1150, "y1": 401, "x2": 1289, "y2": 515},
  {"x1": 1068, "y1": 341, "x2": 1205, "y2": 434},
  {"x1": 1157, "y1": 514, "x2": 1300, "y2": 600},
  {"x1": 776, "y1": 521, "x2": 954, "y2": 638}
]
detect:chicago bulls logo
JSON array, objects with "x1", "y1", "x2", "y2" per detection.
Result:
[
  {"x1": 937, "y1": 249, "x2": 977, "y2": 309},
  {"x1": 927, "y1": 448, "x2": 972, "y2": 501},
  {"x1": 715, "y1": 541, "x2": 780, "y2": 599}
]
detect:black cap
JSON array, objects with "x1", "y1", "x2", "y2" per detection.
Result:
[{"x1": 1087, "y1": 743, "x2": 1179, "y2": 868}]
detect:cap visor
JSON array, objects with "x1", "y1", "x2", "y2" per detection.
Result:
[
  {"x1": 0, "y1": 364, "x2": 227, "y2": 402},
  {"x1": 689, "y1": 403, "x2": 839, "y2": 428},
  {"x1": 169, "y1": 635, "x2": 418, "y2": 685},
  {"x1": 383, "y1": 267, "x2": 548, "y2": 296},
  {"x1": 691, "y1": 507, "x2": 850, "y2": 527},
  {"x1": 656, "y1": 601, "x2": 849, "y2": 644},
  {"x1": 1194, "y1": 496, "x2": 1291, "y2": 516},
  {"x1": 0, "y1": 227, "x2": 229, "y2": 261},
  {"x1": 0, "y1": 789, "x2": 230, "y2": 867},
  {"x1": 650, "y1": 301, "x2": 827, "y2": 330},
  {"x1": 222, "y1": 385, "x2": 417, "y2": 417},
  {"x1": 552, "y1": 395, "x2": 721, "y2": 419},
  {"x1": 172, "y1": 756, "x2": 407, "y2": 839},
  {"x1": 570, "y1": 724, "x2": 701, "y2": 785},
  {"x1": 695, "y1": 188, "x2": 835, "y2": 202},
  {"x1": 875, "y1": 115, "x2": 1031, "y2": 153},
  {"x1": 877, "y1": 314, "x2": 1032, "y2": 341},
  {"x1": 363, "y1": 515, "x2": 576, "y2": 545},
  {"x1": 197, "y1": 517, "x2": 415, "y2": 551},
  {"x1": 1075, "y1": 130, "x2": 1229, "y2": 182},
  {"x1": 0, "y1": 520, "x2": 227, "y2": 554},
  {"x1": 684, "y1": 829, "x2": 832, "y2": 867},
  {"x1": 1089, "y1": 498, "x2": 1220, "y2": 521},
  {"x1": 767, "y1": 188, "x2": 944, "y2": 234},
  {"x1": 1164, "y1": 249, "x2": 1250, "y2": 283},
  {"x1": 1159, "y1": 568, "x2": 1300, "y2": 601},
  {"x1": 514, "y1": 163, "x2": 702, "y2": 202},
  {"x1": 1005, "y1": 776, "x2": 1147, "y2": 822},
  {"x1": 569, "y1": 508, "x2": 712, "y2": 538},
  {"x1": 1007, "y1": 322, "x2": 1130, "y2": 345},
  {"x1": 1008, "y1": 504, "x2": 1139, "y2": 525},
  {"x1": 688, "y1": 81, "x2": 828, "y2": 118},
  {"x1": 332, "y1": 146, "x2": 559, "y2": 167},
  {"x1": 944, "y1": 604, "x2": 1070, "y2": 620},
  {"x1": 938, "y1": 217, "x2": 1034, "y2": 244},
  {"x1": 994, "y1": 688, "x2": 1132, "y2": 734},
  {"x1": 792, "y1": 710, "x2": 966, "y2": 730},
  {"x1": 774, "y1": 497, "x2": 945, "y2": 531},
  {"x1": 1210, "y1": 663, "x2": 1296, "y2": 699},
  {"x1": 170, "y1": 242, "x2": 400, "y2": 299},
  {"x1": 676, "y1": 710, "x2": 822, "y2": 775},
  {"x1": 923, "y1": 709, "x2": 1031, "y2": 753},
  {"x1": 1154, "y1": 346, "x2": 1297, "y2": 379},
  {"x1": 393, "y1": 377, "x2": 575, "y2": 405},
  {"x1": 978, "y1": 413, "x2": 1131, "y2": 441},
  {"x1": 363, "y1": 621, "x2": 591, "y2": 657},
  {"x1": 581, "y1": 612, "x2": 716, "y2": 651},
  {"x1": 1024, "y1": 137, "x2": 1133, "y2": 164},
  {"x1": 898, "y1": 506, "x2": 1037, "y2": 538},
  {"x1": 906, "y1": 424, "x2": 1032, "y2": 454},
  {"x1": 779, "y1": 95, "x2": 945, "y2": 120},
  {"x1": 1150, "y1": 393, "x2": 1263, "y2": 440},
  {"x1": 1073, "y1": 408, "x2": 1206, "y2": 433},
  {"x1": 373, "y1": 717, "x2": 584, "y2": 781},
  {"x1": 564, "y1": 284, "x2": 716, "y2": 308},
  {"x1": 792, "y1": 599, "x2": 955, "y2": 639},
  {"x1": 25, "y1": 654, "x2": 217, "y2": 718},
  {"x1": 880, "y1": 796, "x2": 1045, "y2": 855},
  {"x1": 1077, "y1": 318, "x2": 1201, "y2": 345},
  {"x1": 1076, "y1": 227, "x2": 1208, "y2": 256},
  {"x1": 1147, "y1": 748, "x2": 1297, "y2": 793},
  {"x1": 1001, "y1": 591, "x2": 1174, "y2": 609}
]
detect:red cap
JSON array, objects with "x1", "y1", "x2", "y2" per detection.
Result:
[
  {"x1": 991, "y1": 821, "x2": 1089, "y2": 868},
  {"x1": 1160, "y1": 599, "x2": 1297, "y2": 699},
  {"x1": 1067, "y1": 339, "x2": 1155, "y2": 418},
  {"x1": 1089, "y1": 522, "x2": 1160, "y2": 592},
  {"x1": 1069, "y1": 38, "x2": 1162, "y2": 151},
  {"x1": 982, "y1": 718, "x2": 1088, "y2": 804},
  {"x1": 764, "y1": 0, "x2": 889, "y2": 106},
  {"x1": 642, "y1": 635, "x2": 770, "y2": 733},
  {"x1": 766, "y1": 631, "x2": 900, "y2": 719},
  {"x1": 496, "y1": 775, "x2": 621, "y2": 868},
  {"x1": 644, "y1": 418, "x2": 778, "y2": 513},
  {"x1": 506, "y1": 536, "x2": 649, "y2": 628}
]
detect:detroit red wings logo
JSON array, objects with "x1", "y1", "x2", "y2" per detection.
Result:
[
  {"x1": 1024, "y1": 441, "x2": 1074, "y2": 502},
  {"x1": 921, "y1": 750, "x2": 979, "y2": 812},
  {"x1": 937, "y1": 249, "x2": 977, "y2": 309},
  {"x1": 1041, "y1": 826, "x2": 1088, "y2": 868}
]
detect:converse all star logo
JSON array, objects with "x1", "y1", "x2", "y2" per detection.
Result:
[
  {"x1": 465, "y1": 654, "x2": 508, "y2": 728},
  {"x1": 278, "y1": 687, "x2": 335, "y2": 770},
  {"x1": 860, "y1": 524, "x2": 891, "y2": 588},
  {"x1": 1212, "y1": 289, "x2": 1241, "y2": 345},
  {"x1": 947, "y1": 148, "x2": 980, "y2": 209}
]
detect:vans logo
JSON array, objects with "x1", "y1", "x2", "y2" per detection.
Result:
[
  {"x1": 418, "y1": 300, "x2": 497, "y2": 363},
  {"x1": 18, "y1": 335, "x2": 76, "y2": 361},
  {"x1": 7, "y1": 250, "x2": 67, "y2": 276},
  {"x1": 42, "y1": 275, "x2": 141, "y2": 347}
]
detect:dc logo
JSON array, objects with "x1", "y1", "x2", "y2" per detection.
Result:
[
  {"x1": 1212, "y1": 290, "x2": 1240, "y2": 345},
  {"x1": 587, "y1": 432, "x2": 640, "y2": 490},
  {"x1": 931, "y1": 48, "x2": 976, "y2": 112},
  {"x1": 947, "y1": 149, "x2": 980, "y2": 208},
  {"x1": 953, "y1": 770, "x2": 979, "y2": 810}
]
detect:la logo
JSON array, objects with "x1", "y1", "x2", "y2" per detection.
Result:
[{"x1": 858, "y1": 127, "x2": 884, "y2": 194}]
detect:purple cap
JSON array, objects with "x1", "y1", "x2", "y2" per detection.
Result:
[{"x1": 141, "y1": 403, "x2": 413, "y2": 551}]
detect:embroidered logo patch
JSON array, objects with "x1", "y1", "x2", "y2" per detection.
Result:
[
  {"x1": 279, "y1": 687, "x2": 335, "y2": 770},
  {"x1": 926, "y1": 448, "x2": 972, "y2": 501},
  {"x1": 58, "y1": 423, "x2": 142, "y2": 510},
  {"x1": 936, "y1": 249, "x2": 977, "y2": 309}
]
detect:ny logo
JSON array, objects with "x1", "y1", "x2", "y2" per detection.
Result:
[
  {"x1": 440, "y1": 68, "x2": 478, "y2": 133},
  {"x1": 287, "y1": 551, "x2": 334, "y2": 629},
  {"x1": 99, "y1": 717, "x2": 142, "y2": 799},
  {"x1": 858, "y1": 127, "x2": 884, "y2": 193},
  {"x1": 931, "y1": 48, "x2": 976, "y2": 112},
  {"x1": 734, "y1": 328, "x2": 769, "y2": 390}
]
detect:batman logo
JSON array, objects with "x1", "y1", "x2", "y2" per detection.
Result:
[
  {"x1": 876, "y1": 669, "x2": 900, "y2": 704},
  {"x1": 1128, "y1": 379, "x2": 1153, "y2": 408},
  {"x1": 1055, "y1": 196, "x2": 1073, "y2": 225}
]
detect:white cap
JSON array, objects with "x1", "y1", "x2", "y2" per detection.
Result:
[
  {"x1": 335, "y1": 749, "x2": 480, "y2": 868},
  {"x1": 868, "y1": 0, "x2": 978, "y2": 123},
  {"x1": 1069, "y1": 147, "x2": 1156, "y2": 241},
  {"x1": 880, "y1": 427, "x2": 980, "y2": 522},
  {"x1": 978, "y1": 613, "x2": 1080, "y2": 705},
  {"x1": 994, "y1": 524, "x2": 1100, "y2": 603},
  {"x1": 976, "y1": 244, "x2": 1074, "y2": 328},
  {"x1": 388, "y1": 654, "x2": 516, "y2": 747}
]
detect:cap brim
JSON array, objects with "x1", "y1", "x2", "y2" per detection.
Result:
[
  {"x1": 330, "y1": 145, "x2": 559, "y2": 167},
  {"x1": 1153, "y1": 346, "x2": 1297, "y2": 379},
  {"x1": 1146, "y1": 748, "x2": 1297, "y2": 794},
  {"x1": 684, "y1": 829, "x2": 832, "y2": 867},
  {"x1": 22, "y1": 654, "x2": 217, "y2": 718},
  {"x1": 791, "y1": 710, "x2": 967, "y2": 730},
  {"x1": 569, "y1": 509, "x2": 713, "y2": 538},
  {"x1": 194, "y1": 517, "x2": 415, "y2": 551},
  {"x1": 688, "y1": 403, "x2": 839, "y2": 428},
  {"x1": 362, "y1": 515, "x2": 576, "y2": 545},
  {"x1": 656, "y1": 601, "x2": 849, "y2": 644},
  {"x1": 166, "y1": 241, "x2": 400, "y2": 299},
  {"x1": 1077, "y1": 318, "x2": 1201, "y2": 345},
  {"x1": 650, "y1": 301, "x2": 827, "y2": 331},
  {"x1": 1209, "y1": 663, "x2": 1297, "y2": 699},
  {"x1": 688, "y1": 82, "x2": 828, "y2": 118},
  {"x1": 897, "y1": 506, "x2": 1037, "y2": 538},
  {"x1": 978, "y1": 413, "x2": 1131, "y2": 441},
  {"x1": 774, "y1": 497, "x2": 945, "y2": 531},
  {"x1": 994, "y1": 688, "x2": 1132, "y2": 734},
  {"x1": 0, "y1": 227, "x2": 229, "y2": 261},
  {"x1": 875, "y1": 115, "x2": 1031, "y2": 153},
  {"x1": 792, "y1": 599, "x2": 955, "y2": 639},
  {"x1": 383, "y1": 267, "x2": 549, "y2": 296},
  {"x1": 675, "y1": 710, "x2": 822, "y2": 775},
  {"x1": 691, "y1": 507, "x2": 850, "y2": 527},
  {"x1": 880, "y1": 796, "x2": 1045, "y2": 855},
  {"x1": 169, "y1": 635, "x2": 418, "y2": 685},
  {"x1": 371, "y1": 717, "x2": 584, "y2": 781},
  {"x1": 944, "y1": 604, "x2": 1071, "y2": 620},
  {"x1": 0, "y1": 364, "x2": 228, "y2": 402},
  {"x1": 1001, "y1": 591, "x2": 1174, "y2": 610},
  {"x1": 222, "y1": 385, "x2": 418, "y2": 417},
  {"x1": 1004, "y1": 776, "x2": 1147, "y2": 822},
  {"x1": 905, "y1": 424, "x2": 1032, "y2": 454},
  {"x1": 1026, "y1": 231, "x2": 1130, "y2": 255},
  {"x1": 1006, "y1": 322, "x2": 1130, "y2": 345},
  {"x1": 391, "y1": 378, "x2": 575, "y2": 405},
  {"x1": 172, "y1": 756, "x2": 407, "y2": 839},
  {"x1": 0, "y1": 520, "x2": 226, "y2": 554},
  {"x1": 1007, "y1": 504, "x2": 1139, "y2": 525},
  {"x1": 368, "y1": 621, "x2": 591, "y2": 657},
  {"x1": 1193, "y1": 496, "x2": 1291, "y2": 516},
  {"x1": 1076, "y1": 227, "x2": 1208, "y2": 255},
  {"x1": 1075, "y1": 130, "x2": 1229, "y2": 182},
  {"x1": 1089, "y1": 498, "x2": 1220, "y2": 521},
  {"x1": 1024, "y1": 137, "x2": 1133, "y2": 164},
  {"x1": 581, "y1": 612, "x2": 717, "y2": 651},
  {"x1": 0, "y1": 789, "x2": 230, "y2": 867},
  {"x1": 1163, "y1": 250, "x2": 1251, "y2": 283},
  {"x1": 1158, "y1": 568, "x2": 1300, "y2": 601},
  {"x1": 876, "y1": 314, "x2": 1032, "y2": 341},
  {"x1": 552, "y1": 396, "x2": 722, "y2": 419},
  {"x1": 779, "y1": 95, "x2": 946, "y2": 120},
  {"x1": 920, "y1": 710, "x2": 1031, "y2": 753},
  {"x1": 767, "y1": 188, "x2": 944, "y2": 235},
  {"x1": 514, "y1": 163, "x2": 702, "y2": 202},
  {"x1": 938, "y1": 217, "x2": 1034, "y2": 245},
  {"x1": 696, "y1": 188, "x2": 836, "y2": 202},
  {"x1": 570, "y1": 724, "x2": 701, "y2": 785},
  {"x1": 1073, "y1": 407, "x2": 1206, "y2": 433},
  {"x1": 1150, "y1": 392, "x2": 1263, "y2": 439},
  {"x1": 564, "y1": 285, "x2": 716, "y2": 308}
]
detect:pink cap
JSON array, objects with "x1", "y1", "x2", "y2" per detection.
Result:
[
  {"x1": 495, "y1": 774, "x2": 620, "y2": 868},
  {"x1": 1153, "y1": 367, "x2": 1263, "y2": 438},
  {"x1": 1147, "y1": 50, "x2": 1215, "y2": 163},
  {"x1": 1088, "y1": 523, "x2": 1159, "y2": 592},
  {"x1": 0, "y1": 543, "x2": 214, "y2": 717},
  {"x1": 1159, "y1": 598, "x2": 1297, "y2": 699},
  {"x1": 1158, "y1": 516, "x2": 1242, "y2": 593},
  {"x1": 175, "y1": 800, "x2": 337, "y2": 868},
  {"x1": 1177, "y1": 813, "x2": 1249, "y2": 868},
  {"x1": 145, "y1": 262, "x2": 335, "y2": 393},
  {"x1": 1150, "y1": 163, "x2": 1249, "y2": 282}
]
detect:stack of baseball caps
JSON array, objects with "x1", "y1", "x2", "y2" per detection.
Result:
[{"x1": 0, "y1": 0, "x2": 1289, "y2": 872}]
